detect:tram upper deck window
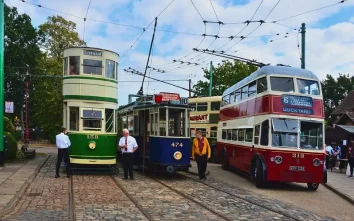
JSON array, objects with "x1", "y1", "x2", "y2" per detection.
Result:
[
  {"x1": 197, "y1": 102, "x2": 208, "y2": 111},
  {"x1": 82, "y1": 110, "x2": 102, "y2": 131},
  {"x1": 83, "y1": 59, "x2": 103, "y2": 75},
  {"x1": 271, "y1": 118, "x2": 298, "y2": 148},
  {"x1": 270, "y1": 77, "x2": 294, "y2": 92},
  {"x1": 211, "y1": 102, "x2": 221, "y2": 111},
  {"x1": 297, "y1": 79, "x2": 320, "y2": 95},
  {"x1": 105, "y1": 59, "x2": 116, "y2": 79},
  {"x1": 168, "y1": 109, "x2": 186, "y2": 137},
  {"x1": 69, "y1": 56, "x2": 80, "y2": 75},
  {"x1": 189, "y1": 103, "x2": 196, "y2": 111}
]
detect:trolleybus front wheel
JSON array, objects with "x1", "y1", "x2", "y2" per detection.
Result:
[
  {"x1": 307, "y1": 182, "x2": 319, "y2": 191},
  {"x1": 254, "y1": 159, "x2": 265, "y2": 188}
]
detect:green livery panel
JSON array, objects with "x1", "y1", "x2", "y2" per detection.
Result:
[{"x1": 68, "y1": 133, "x2": 117, "y2": 160}]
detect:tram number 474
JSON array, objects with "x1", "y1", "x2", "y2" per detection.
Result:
[
  {"x1": 171, "y1": 142, "x2": 183, "y2": 147},
  {"x1": 292, "y1": 153, "x2": 304, "y2": 158}
]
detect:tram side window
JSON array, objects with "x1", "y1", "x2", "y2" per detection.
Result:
[
  {"x1": 105, "y1": 59, "x2": 116, "y2": 79},
  {"x1": 189, "y1": 103, "x2": 196, "y2": 111},
  {"x1": 297, "y1": 79, "x2": 320, "y2": 95},
  {"x1": 63, "y1": 57, "x2": 68, "y2": 75},
  {"x1": 270, "y1": 77, "x2": 294, "y2": 92},
  {"x1": 238, "y1": 129, "x2": 245, "y2": 142},
  {"x1": 241, "y1": 86, "x2": 248, "y2": 100},
  {"x1": 83, "y1": 110, "x2": 102, "y2": 131},
  {"x1": 69, "y1": 107, "x2": 79, "y2": 131},
  {"x1": 159, "y1": 108, "x2": 167, "y2": 136},
  {"x1": 254, "y1": 125, "x2": 260, "y2": 145},
  {"x1": 210, "y1": 126, "x2": 217, "y2": 138},
  {"x1": 105, "y1": 109, "x2": 114, "y2": 132},
  {"x1": 260, "y1": 120, "x2": 269, "y2": 146},
  {"x1": 168, "y1": 109, "x2": 186, "y2": 137},
  {"x1": 211, "y1": 102, "x2": 221, "y2": 111},
  {"x1": 83, "y1": 59, "x2": 103, "y2": 75},
  {"x1": 69, "y1": 56, "x2": 80, "y2": 75},
  {"x1": 197, "y1": 102, "x2": 208, "y2": 111},
  {"x1": 245, "y1": 128, "x2": 253, "y2": 143},
  {"x1": 257, "y1": 77, "x2": 267, "y2": 93},
  {"x1": 248, "y1": 81, "x2": 257, "y2": 97},
  {"x1": 231, "y1": 129, "x2": 237, "y2": 141}
]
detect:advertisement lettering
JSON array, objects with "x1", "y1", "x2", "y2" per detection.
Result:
[{"x1": 190, "y1": 114, "x2": 209, "y2": 123}]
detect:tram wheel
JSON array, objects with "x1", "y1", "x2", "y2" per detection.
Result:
[
  {"x1": 307, "y1": 182, "x2": 319, "y2": 191},
  {"x1": 254, "y1": 159, "x2": 265, "y2": 188},
  {"x1": 221, "y1": 150, "x2": 228, "y2": 170}
]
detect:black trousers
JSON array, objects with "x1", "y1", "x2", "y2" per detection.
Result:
[
  {"x1": 349, "y1": 158, "x2": 354, "y2": 176},
  {"x1": 122, "y1": 153, "x2": 134, "y2": 178},
  {"x1": 56, "y1": 148, "x2": 70, "y2": 176},
  {"x1": 195, "y1": 155, "x2": 208, "y2": 179}
]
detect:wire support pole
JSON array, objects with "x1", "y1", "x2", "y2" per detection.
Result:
[
  {"x1": 0, "y1": 0, "x2": 4, "y2": 160},
  {"x1": 301, "y1": 23, "x2": 306, "y2": 69},
  {"x1": 209, "y1": 61, "x2": 213, "y2": 96},
  {"x1": 138, "y1": 17, "x2": 157, "y2": 95}
]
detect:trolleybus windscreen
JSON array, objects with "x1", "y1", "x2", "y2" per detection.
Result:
[
  {"x1": 270, "y1": 77, "x2": 294, "y2": 92},
  {"x1": 271, "y1": 118, "x2": 298, "y2": 148},
  {"x1": 300, "y1": 121, "x2": 323, "y2": 150}
]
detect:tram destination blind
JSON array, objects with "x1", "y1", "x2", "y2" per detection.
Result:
[{"x1": 84, "y1": 50, "x2": 102, "y2": 57}]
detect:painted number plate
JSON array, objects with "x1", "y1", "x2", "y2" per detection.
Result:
[
  {"x1": 289, "y1": 166, "x2": 305, "y2": 171},
  {"x1": 87, "y1": 135, "x2": 98, "y2": 139}
]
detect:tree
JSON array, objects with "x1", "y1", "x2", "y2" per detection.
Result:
[
  {"x1": 193, "y1": 60, "x2": 258, "y2": 97},
  {"x1": 38, "y1": 15, "x2": 86, "y2": 61},
  {"x1": 321, "y1": 73, "x2": 354, "y2": 125},
  {"x1": 4, "y1": 5, "x2": 41, "y2": 117}
]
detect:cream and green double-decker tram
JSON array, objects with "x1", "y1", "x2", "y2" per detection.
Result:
[{"x1": 63, "y1": 47, "x2": 118, "y2": 165}]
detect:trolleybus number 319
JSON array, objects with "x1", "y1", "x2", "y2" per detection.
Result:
[{"x1": 292, "y1": 153, "x2": 304, "y2": 158}]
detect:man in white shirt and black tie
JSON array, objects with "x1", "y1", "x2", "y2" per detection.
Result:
[
  {"x1": 55, "y1": 127, "x2": 71, "y2": 178},
  {"x1": 118, "y1": 128, "x2": 138, "y2": 180}
]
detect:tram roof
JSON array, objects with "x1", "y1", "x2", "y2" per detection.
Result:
[
  {"x1": 65, "y1": 47, "x2": 119, "y2": 56},
  {"x1": 118, "y1": 101, "x2": 189, "y2": 112},
  {"x1": 223, "y1": 65, "x2": 319, "y2": 96}
]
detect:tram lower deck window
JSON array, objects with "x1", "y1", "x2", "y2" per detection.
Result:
[{"x1": 83, "y1": 119, "x2": 102, "y2": 131}]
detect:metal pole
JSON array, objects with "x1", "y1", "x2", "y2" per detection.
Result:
[
  {"x1": 24, "y1": 82, "x2": 29, "y2": 143},
  {"x1": 209, "y1": 61, "x2": 213, "y2": 96},
  {"x1": 189, "y1": 79, "x2": 191, "y2": 97},
  {"x1": 301, "y1": 23, "x2": 306, "y2": 69},
  {"x1": 0, "y1": 0, "x2": 5, "y2": 164}
]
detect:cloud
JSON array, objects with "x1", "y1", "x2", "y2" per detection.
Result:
[{"x1": 8, "y1": 0, "x2": 354, "y2": 105}]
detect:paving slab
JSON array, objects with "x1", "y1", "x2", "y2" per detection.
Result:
[{"x1": 323, "y1": 169, "x2": 354, "y2": 204}]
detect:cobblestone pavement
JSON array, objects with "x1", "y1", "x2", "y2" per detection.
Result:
[
  {"x1": 1, "y1": 155, "x2": 70, "y2": 221},
  {"x1": 73, "y1": 175, "x2": 148, "y2": 221}
]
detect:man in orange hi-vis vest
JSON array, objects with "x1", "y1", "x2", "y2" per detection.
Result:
[{"x1": 192, "y1": 131, "x2": 211, "y2": 181}]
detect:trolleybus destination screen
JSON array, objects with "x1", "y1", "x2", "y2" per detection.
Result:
[{"x1": 281, "y1": 95, "x2": 314, "y2": 115}]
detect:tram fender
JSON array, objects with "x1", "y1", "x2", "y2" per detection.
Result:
[{"x1": 250, "y1": 153, "x2": 267, "y2": 180}]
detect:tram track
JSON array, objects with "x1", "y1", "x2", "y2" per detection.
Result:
[{"x1": 182, "y1": 171, "x2": 300, "y2": 221}]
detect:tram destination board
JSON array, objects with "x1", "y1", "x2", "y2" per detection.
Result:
[{"x1": 281, "y1": 95, "x2": 313, "y2": 107}]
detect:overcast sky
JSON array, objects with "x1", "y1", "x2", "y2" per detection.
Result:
[{"x1": 8, "y1": 0, "x2": 354, "y2": 105}]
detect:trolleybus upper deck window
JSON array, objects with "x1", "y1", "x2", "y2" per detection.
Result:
[
  {"x1": 270, "y1": 77, "x2": 294, "y2": 92},
  {"x1": 222, "y1": 95, "x2": 229, "y2": 106},
  {"x1": 83, "y1": 59, "x2": 103, "y2": 75},
  {"x1": 241, "y1": 86, "x2": 248, "y2": 100},
  {"x1": 234, "y1": 90, "x2": 241, "y2": 103},
  {"x1": 297, "y1": 79, "x2": 320, "y2": 95},
  {"x1": 257, "y1": 77, "x2": 267, "y2": 93},
  {"x1": 105, "y1": 59, "x2": 116, "y2": 79},
  {"x1": 271, "y1": 118, "x2": 298, "y2": 148},
  {"x1": 248, "y1": 81, "x2": 257, "y2": 97},
  {"x1": 69, "y1": 56, "x2": 80, "y2": 75},
  {"x1": 210, "y1": 102, "x2": 220, "y2": 111}
]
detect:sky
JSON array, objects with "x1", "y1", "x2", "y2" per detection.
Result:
[{"x1": 7, "y1": 0, "x2": 354, "y2": 105}]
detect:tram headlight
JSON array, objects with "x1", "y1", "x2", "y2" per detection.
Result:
[
  {"x1": 173, "y1": 151, "x2": 182, "y2": 160},
  {"x1": 89, "y1": 141, "x2": 96, "y2": 150},
  {"x1": 313, "y1": 158, "x2": 321, "y2": 167},
  {"x1": 274, "y1": 155, "x2": 283, "y2": 164}
]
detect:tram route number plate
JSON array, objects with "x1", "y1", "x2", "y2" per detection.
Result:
[
  {"x1": 289, "y1": 166, "x2": 305, "y2": 171},
  {"x1": 87, "y1": 135, "x2": 98, "y2": 139}
]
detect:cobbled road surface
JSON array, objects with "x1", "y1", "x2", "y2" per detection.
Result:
[{"x1": 0, "y1": 154, "x2": 339, "y2": 220}]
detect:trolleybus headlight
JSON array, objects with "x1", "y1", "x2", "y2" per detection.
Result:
[
  {"x1": 313, "y1": 158, "x2": 321, "y2": 167},
  {"x1": 274, "y1": 155, "x2": 282, "y2": 164},
  {"x1": 173, "y1": 151, "x2": 182, "y2": 160}
]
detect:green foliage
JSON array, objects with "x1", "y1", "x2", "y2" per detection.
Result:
[
  {"x1": 193, "y1": 60, "x2": 258, "y2": 96},
  {"x1": 3, "y1": 116, "x2": 15, "y2": 135},
  {"x1": 38, "y1": 15, "x2": 86, "y2": 61},
  {"x1": 321, "y1": 74, "x2": 354, "y2": 125},
  {"x1": 4, "y1": 4, "x2": 41, "y2": 116},
  {"x1": 4, "y1": 132, "x2": 18, "y2": 161},
  {"x1": 16, "y1": 150, "x2": 25, "y2": 160},
  {"x1": 14, "y1": 131, "x2": 22, "y2": 141}
]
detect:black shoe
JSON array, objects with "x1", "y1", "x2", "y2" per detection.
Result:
[
  {"x1": 55, "y1": 175, "x2": 60, "y2": 178},
  {"x1": 66, "y1": 175, "x2": 70, "y2": 178},
  {"x1": 130, "y1": 177, "x2": 135, "y2": 180},
  {"x1": 123, "y1": 177, "x2": 128, "y2": 180}
]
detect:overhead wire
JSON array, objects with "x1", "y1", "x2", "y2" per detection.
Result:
[{"x1": 82, "y1": 0, "x2": 92, "y2": 42}]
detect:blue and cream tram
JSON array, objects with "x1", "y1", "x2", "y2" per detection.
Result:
[{"x1": 118, "y1": 93, "x2": 191, "y2": 173}]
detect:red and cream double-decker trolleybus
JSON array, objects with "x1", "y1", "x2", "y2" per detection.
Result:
[{"x1": 217, "y1": 65, "x2": 326, "y2": 190}]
